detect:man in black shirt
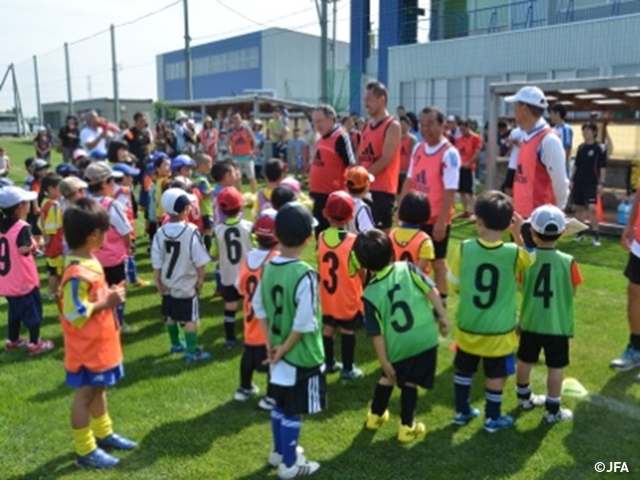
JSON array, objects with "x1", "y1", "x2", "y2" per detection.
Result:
[
  {"x1": 123, "y1": 112, "x2": 152, "y2": 180},
  {"x1": 572, "y1": 122, "x2": 607, "y2": 246}
]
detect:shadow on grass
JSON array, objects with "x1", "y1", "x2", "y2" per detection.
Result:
[{"x1": 7, "y1": 452, "x2": 77, "y2": 480}]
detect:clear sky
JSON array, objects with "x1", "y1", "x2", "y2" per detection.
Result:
[{"x1": 2, "y1": 0, "x2": 430, "y2": 117}]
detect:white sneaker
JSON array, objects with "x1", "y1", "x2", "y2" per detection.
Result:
[
  {"x1": 543, "y1": 408, "x2": 573, "y2": 424},
  {"x1": 268, "y1": 446, "x2": 305, "y2": 468},
  {"x1": 234, "y1": 385, "x2": 259, "y2": 401},
  {"x1": 258, "y1": 396, "x2": 276, "y2": 411},
  {"x1": 592, "y1": 237, "x2": 601, "y2": 247},
  {"x1": 574, "y1": 233, "x2": 585, "y2": 242},
  {"x1": 277, "y1": 454, "x2": 319, "y2": 478},
  {"x1": 518, "y1": 394, "x2": 546, "y2": 411},
  {"x1": 610, "y1": 345, "x2": 640, "y2": 371}
]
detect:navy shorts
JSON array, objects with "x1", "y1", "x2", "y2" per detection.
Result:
[
  {"x1": 421, "y1": 224, "x2": 451, "y2": 260},
  {"x1": 390, "y1": 346, "x2": 438, "y2": 389},
  {"x1": 66, "y1": 363, "x2": 124, "y2": 388},
  {"x1": 625, "y1": 251, "x2": 640, "y2": 285},
  {"x1": 7, "y1": 287, "x2": 42, "y2": 329},
  {"x1": 454, "y1": 348, "x2": 516, "y2": 379},
  {"x1": 322, "y1": 313, "x2": 364, "y2": 332}
]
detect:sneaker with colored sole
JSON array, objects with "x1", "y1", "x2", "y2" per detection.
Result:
[
  {"x1": 28, "y1": 340, "x2": 54, "y2": 355},
  {"x1": 609, "y1": 344, "x2": 640, "y2": 371},
  {"x1": 365, "y1": 410, "x2": 390, "y2": 431},
  {"x1": 483, "y1": 415, "x2": 515, "y2": 433},
  {"x1": 258, "y1": 396, "x2": 276, "y2": 411},
  {"x1": 543, "y1": 408, "x2": 573, "y2": 424},
  {"x1": 97, "y1": 433, "x2": 137, "y2": 451},
  {"x1": 341, "y1": 367, "x2": 364, "y2": 380},
  {"x1": 169, "y1": 344, "x2": 186, "y2": 354},
  {"x1": 234, "y1": 385, "x2": 260, "y2": 402},
  {"x1": 76, "y1": 448, "x2": 119, "y2": 469},
  {"x1": 452, "y1": 407, "x2": 481, "y2": 426},
  {"x1": 277, "y1": 454, "x2": 320, "y2": 479},
  {"x1": 268, "y1": 446, "x2": 304, "y2": 468},
  {"x1": 5, "y1": 337, "x2": 29, "y2": 350},
  {"x1": 519, "y1": 394, "x2": 546, "y2": 411},
  {"x1": 185, "y1": 349, "x2": 212, "y2": 363},
  {"x1": 397, "y1": 421, "x2": 426, "y2": 443},
  {"x1": 326, "y1": 361, "x2": 343, "y2": 373},
  {"x1": 132, "y1": 279, "x2": 150, "y2": 287}
]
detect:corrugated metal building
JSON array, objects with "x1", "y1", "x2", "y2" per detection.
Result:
[
  {"x1": 42, "y1": 98, "x2": 153, "y2": 131},
  {"x1": 157, "y1": 28, "x2": 350, "y2": 108}
]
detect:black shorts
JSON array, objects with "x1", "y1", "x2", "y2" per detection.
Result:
[
  {"x1": 571, "y1": 182, "x2": 597, "y2": 206},
  {"x1": 161, "y1": 295, "x2": 200, "y2": 323},
  {"x1": 222, "y1": 285, "x2": 242, "y2": 303},
  {"x1": 458, "y1": 168, "x2": 474, "y2": 194},
  {"x1": 624, "y1": 252, "x2": 640, "y2": 285},
  {"x1": 454, "y1": 348, "x2": 516, "y2": 379},
  {"x1": 371, "y1": 191, "x2": 396, "y2": 230},
  {"x1": 502, "y1": 168, "x2": 516, "y2": 191},
  {"x1": 517, "y1": 331, "x2": 570, "y2": 369},
  {"x1": 27, "y1": 212, "x2": 42, "y2": 236},
  {"x1": 388, "y1": 346, "x2": 437, "y2": 389},
  {"x1": 270, "y1": 366, "x2": 327, "y2": 416},
  {"x1": 202, "y1": 215, "x2": 214, "y2": 231},
  {"x1": 398, "y1": 172, "x2": 408, "y2": 195},
  {"x1": 310, "y1": 192, "x2": 329, "y2": 237},
  {"x1": 47, "y1": 265, "x2": 60, "y2": 276},
  {"x1": 7, "y1": 287, "x2": 42, "y2": 329},
  {"x1": 241, "y1": 344, "x2": 269, "y2": 374},
  {"x1": 421, "y1": 223, "x2": 451, "y2": 259},
  {"x1": 322, "y1": 313, "x2": 364, "y2": 332},
  {"x1": 103, "y1": 263, "x2": 126, "y2": 287}
]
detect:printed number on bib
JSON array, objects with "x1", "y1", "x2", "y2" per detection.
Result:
[
  {"x1": 533, "y1": 263, "x2": 554, "y2": 309},
  {"x1": 321, "y1": 251, "x2": 339, "y2": 294},
  {"x1": 165, "y1": 240, "x2": 181, "y2": 279},
  {"x1": 245, "y1": 275, "x2": 259, "y2": 321},
  {"x1": 270, "y1": 285, "x2": 284, "y2": 335},
  {"x1": 224, "y1": 227, "x2": 242, "y2": 264},
  {"x1": 387, "y1": 284, "x2": 414, "y2": 333},
  {"x1": 0, "y1": 237, "x2": 10, "y2": 276},
  {"x1": 473, "y1": 263, "x2": 499, "y2": 309}
]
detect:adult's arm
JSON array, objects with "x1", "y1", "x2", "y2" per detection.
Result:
[
  {"x1": 540, "y1": 134, "x2": 569, "y2": 210},
  {"x1": 335, "y1": 130, "x2": 356, "y2": 167},
  {"x1": 433, "y1": 147, "x2": 460, "y2": 242},
  {"x1": 81, "y1": 127, "x2": 106, "y2": 151},
  {"x1": 367, "y1": 120, "x2": 401, "y2": 177}
]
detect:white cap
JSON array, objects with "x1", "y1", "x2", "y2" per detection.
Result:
[
  {"x1": 161, "y1": 187, "x2": 196, "y2": 216},
  {"x1": 505, "y1": 86, "x2": 549, "y2": 109},
  {"x1": 530, "y1": 204, "x2": 566, "y2": 235},
  {"x1": 175, "y1": 111, "x2": 188, "y2": 121},
  {"x1": 0, "y1": 186, "x2": 37, "y2": 209},
  {"x1": 84, "y1": 162, "x2": 123, "y2": 184},
  {"x1": 446, "y1": 115, "x2": 456, "y2": 122}
]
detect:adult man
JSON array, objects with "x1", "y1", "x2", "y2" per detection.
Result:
[
  {"x1": 399, "y1": 106, "x2": 460, "y2": 303},
  {"x1": 505, "y1": 86, "x2": 568, "y2": 247},
  {"x1": 80, "y1": 110, "x2": 110, "y2": 152},
  {"x1": 445, "y1": 115, "x2": 460, "y2": 144},
  {"x1": 229, "y1": 113, "x2": 257, "y2": 193},
  {"x1": 396, "y1": 105, "x2": 406, "y2": 119},
  {"x1": 123, "y1": 112, "x2": 152, "y2": 178},
  {"x1": 173, "y1": 112, "x2": 190, "y2": 153},
  {"x1": 359, "y1": 81, "x2": 401, "y2": 232},
  {"x1": 310, "y1": 104, "x2": 356, "y2": 235},
  {"x1": 549, "y1": 104, "x2": 573, "y2": 171},
  {"x1": 455, "y1": 119, "x2": 483, "y2": 218}
]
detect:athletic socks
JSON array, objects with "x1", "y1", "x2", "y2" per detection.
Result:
[
  {"x1": 454, "y1": 372, "x2": 473, "y2": 414},
  {"x1": 271, "y1": 407, "x2": 284, "y2": 455},
  {"x1": 516, "y1": 383, "x2": 532, "y2": 400},
  {"x1": 166, "y1": 324, "x2": 182, "y2": 347},
  {"x1": 371, "y1": 384, "x2": 394, "y2": 416},
  {"x1": 223, "y1": 310, "x2": 236, "y2": 341},
  {"x1": 400, "y1": 386, "x2": 418, "y2": 427},
  {"x1": 240, "y1": 348, "x2": 253, "y2": 390},
  {"x1": 72, "y1": 426, "x2": 97, "y2": 457},
  {"x1": 341, "y1": 334, "x2": 356, "y2": 372},
  {"x1": 323, "y1": 336, "x2": 335, "y2": 367},
  {"x1": 185, "y1": 331, "x2": 198, "y2": 355},
  {"x1": 281, "y1": 414, "x2": 301, "y2": 468},
  {"x1": 115, "y1": 304, "x2": 125, "y2": 326},
  {"x1": 7, "y1": 316, "x2": 21, "y2": 342},
  {"x1": 485, "y1": 389, "x2": 503, "y2": 420},
  {"x1": 91, "y1": 413, "x2": 114, "y2": 440},
  {"x1": 28, "y1": 324, "x2": 41, "y2": 345},
  {"x1": 546, "y1": 396, "x2": 561, "y2": 415},
  {"x1": 630, "y1": 334, "x2": 640, "y2": 351},
  {"x1": 126, "y1": 255, "x2": 138, "y2": 283}
]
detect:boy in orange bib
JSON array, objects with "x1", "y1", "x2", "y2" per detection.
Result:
[{"x1": 390, "y1": 192, "x2": 435, "y2": 275}]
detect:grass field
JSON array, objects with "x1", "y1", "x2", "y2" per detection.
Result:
[{"x1": 0, "y1": 137, "x2": 638, "y2": 479}]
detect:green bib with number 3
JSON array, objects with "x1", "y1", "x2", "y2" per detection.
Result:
[
  {"x1": 363, "y1": 262, "x2": 439, "y2": 364},
  {"x1": 457, "y1": 240, "x2": 519, "y2": 335},
  {"x1": 261, "y1": 260, "x2": 324, "y2": 368},
  {"x1": 520, "y1": 249, "x2": 575, "y2": 336}
]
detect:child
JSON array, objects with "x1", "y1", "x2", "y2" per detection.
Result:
[
  {"x1": 0, "y1": 146, "x2": 10, "y2": 177},
  {"x1": 254, "y1": 158, "x2": 287, "y2": 217},
  {"x1": 153, "y1": 154, "x2": 172, "y2": 230},
  {"x1": 289, "y1": 128, "x2": 309, "y2": 178},
  {"x1": 152, "y1": 188, "x2": 211, "y2": 362},
  {"x1": 85, "y1": 162, "x2": 133, "y2": 331},
  {"x1": 193, "y1": 153, "x2": 215, "y2": 251},
  {"x1": 390, "y1": 192, "x2": 435, "y2": 274},
  {"x1": 140, "y1": 152, "x2": 166, "y2": 239},
  {"x1": 0, "y1": 186, "x2": 54, "y2": 354},
  {"x1": 448, "y1": 190, "x2": 535, "y2": 433},
  {"x1": 39, "y1": 173, "x2": 64, "y2": 300},
  {"x1": 253, "y1": 202, "x2": 325, "y2": 477},
  {"x1": 354, "y1": 229, "x2": 449, "y2": 443},
  {"x1": 59, "y1": 176, "x2": 88, "y2": 212},
  {"x1": 516, "y1": 205, "x2": 581, "y2": 423},
  {"x1": 235, "y1": 209, "x2": 279, "y2": 409},
  {"x1": 60, "y1": 198, "x2": 135, "y2": 468},
  {"x1": 212, "y1": 187, "x2": 253, "y2": 347},
  {"x1": 26, "y1": 158, "x2": 49, "y2": 253},
  {"x1": 271, "y1": 186, "x2": 296, "y2": 211},
  {"x1": 218, "y1": 130, "x2": 230, "y2": 158},
  {"x1": 345, "y1": 166, "x2": 374, "y2": 235},
  {"x1": 211, "y1": 159, "x2": 239, "y2": 226},
  {"x1": 112, "y1": 163, "x2": 148, "y2": 288},
  {"x1": 171, "y1": 154, "x2": 196, "y2": 179},
  {"x1": 318, "y1": 191, "x2": 364, "y2": 379}
]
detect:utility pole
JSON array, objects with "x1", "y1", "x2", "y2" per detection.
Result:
[
  {"x1": 10, "y1": 65, "x2": 25, "y2": 136},
  {"x1": 33, "y1": 55, "x2": 43, "y2": 127},
  {"x1": 331, "y1": 0, "x2": 338, "y2": 105},
  {"x1": 320, "y1": 0, "x2": 328, "y2": 104},
  {"x1": 184, "y1": 0, "x2": 193, "y2": 100},
  {"x1": 64, "y1": 42, "x2": 74, "y2": 115},
  {"x1": 110, "y1": 24, "x2": 120, "y2": 123}
]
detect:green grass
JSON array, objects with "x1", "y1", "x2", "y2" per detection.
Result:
[{"x1": 0, "y1": 137, "x2": 638, "y2": 479}]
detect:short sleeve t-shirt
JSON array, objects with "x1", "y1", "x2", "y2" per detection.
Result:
[{"x1": 573, "y1": 142, "x2": 607, "y2": 184}]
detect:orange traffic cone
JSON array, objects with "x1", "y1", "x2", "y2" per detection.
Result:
[{"x1": 596, "y1": 195, "x2": 605, "y2": 223}]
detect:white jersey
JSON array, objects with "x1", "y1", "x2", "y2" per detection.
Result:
[
  {"x1": 214, "y1": 218, "x2": 253, "y2": 287},
  {"x1": 347, "y1": 198, "x2": 374, "y2": 234},
  {"x1": 151, "y1": 221, "x2": 210, "y2": 298}
]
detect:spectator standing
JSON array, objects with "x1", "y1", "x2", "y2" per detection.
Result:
[
  {"x1": 58, "y1": 116, "x2": 80, "y2": 164},
  {"x1": 229, "y1": 113, "x2": 257, "y2": 193},
  {"x1": 502, "y1": 126, "x2": 525, "y2": 196},
  {"x1": 252, "y1": 120, "x2": 265, "y2": 179},
  {"x1": 550, "y1": 104, "x2": 573, "y2": 172},
  {"x1": 497, "y1": 121, "x2": 511, "y2": 157},
  {"x1": 198, "y1": 116, "x2": 219, "y2": 160},
  {"x1": 174, "y1": 112, "x2": 190, "y2": 153},
  {"x1": 0, "y1": 146, "x2": 10, "y2": 177},
  {"x1": 80, "y1": 110, "x2": 110, "y2": 152},
  {"x1": 455, "y1": 119, "x2": 484, "y2": 218},
  {"x1": 123, "y1": 112, "x2": 152, "y2": 178},
  {"x1": 289, "y1": 128, "x2": 308, "y2": 178},
  {"x1": 34, "y1": 127, "x2": 52, "y2": 160},
  {"x1": 399, "y1": 116, "x2": 418, "y2": 192}
]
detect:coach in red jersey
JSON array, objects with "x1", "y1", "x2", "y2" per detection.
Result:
[
  {"x1": 310, "y1": 104, "x2": 356, "y2": 235},
  {"x1": 359, "y1": 81, "x2": 401, "y2": 233}
]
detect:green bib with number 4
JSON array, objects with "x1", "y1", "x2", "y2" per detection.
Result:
[
  {"x1": 363, "y1": 262, "x2": 439, "y2": 364},
  {"x1": 457, "y1": 240, "x2": 519, "y2": 335},
  {"x1": 261, "y1": 260, "x2": 324, "y2": 368}
]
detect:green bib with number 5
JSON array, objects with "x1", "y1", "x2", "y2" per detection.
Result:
[
  {"x1": 363, "y1": 262, "x2": 439, "y2": 364},
  {"x1": 457, "y1": 240, "x2": 519, "y2": 335}
]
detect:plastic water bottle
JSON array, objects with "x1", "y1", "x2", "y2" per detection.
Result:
[{"x1": 618, "y1": 199, "x2": 631, "y2": 225}]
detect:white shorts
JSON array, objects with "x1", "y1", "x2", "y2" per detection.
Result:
[{"x1": 233, "y1": 155, "x2": 255, "y2": 180}]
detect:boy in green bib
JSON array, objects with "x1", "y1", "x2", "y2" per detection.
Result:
[
  {"x1": 448, "y1": 191, "x2": 535, "y2": 433},
  {"x1": 354, "y1": 229, "x2": 449, "y2": 443},
  {"x1": 253, "y1": 202, "x2": 324, "y2": 479},
  {"x1": 516, "y1": 205, "x2": 582, "y2": 423}
]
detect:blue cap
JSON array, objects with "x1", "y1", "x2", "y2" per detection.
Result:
[
  {"x1": 55, "y1": 163, "x2": 80, "y2": 177},
  {"x1": 150, "y1": 151, "x2": 169, "y2": 163},
  {"x1": 89, "y1": 148, "x2": 108, "y2": 160},
  {"x1": 144, "y1": 163, "x2": 155, "y2": 176},
  {"x1": 112, "y1": 163, "x2": 140, "y2": 177},
  {"x1": 171, "y1": 154, "x2": 195, "y2": 172}
]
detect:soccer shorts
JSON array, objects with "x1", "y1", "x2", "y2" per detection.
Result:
[
  {"x1": 454, "y1": 348, "x2": 516, "y2": 379},
  {"x1": 46, "y1": 255, "x2": 63, "y2": 276},
  {"x1": 241, "y1": 344, "x2": 269, "y2": 374},
  {"x1": 310, "y1": 192, "x2": 330, "y2": 236},
  {"x1": 458, "y1": 168, "x2": 474, "y2": 194},
  {"x1": 421, "y1": 223, "x2": 451, "y2": 260},
  {"x1": 161, "y1": 295, "x2": 200, "y2": 323},
  {"x1": 390, "y1": 346, "x2": 437, "y2": 389},
  {"x1": 103, "y1": 263, "x2": 126, "y2": 287},
  {"x1": 66, "y1": 364, "x2": 124, "y2": 388},
  {"x1": 517, "y1": 331, "x2": 570, "y2": 369},
  {"x1": 624, "y1": 251, "x2": 640, "y2": 285},
  {"x1": 371, "y1": 192, "x2": 396, "y2": 230},
  {"x1": 571, "y1": 182, "x2": 598, "y2": 206},
  {"x1": 270, "y1": 366, "x2": 327, "y2": 416},
  {"x1": 502, "y1": 168, "x2": 516, "y2": 192},
  {"x1": 7, "y1": 287, "x2": 42, "y2": 329},
  {"x1": 398, "y1": 172, "x2": 408, "y2": 195},
  {"x1": 322, "y1": 313, "x2": 364, "y2": 332},
  {"x1": 233, "y1": 155, "x2": 256, "y2": 180},
  {"x1": 221, "y1": 285, "x2": 242, "y2": 303}
]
